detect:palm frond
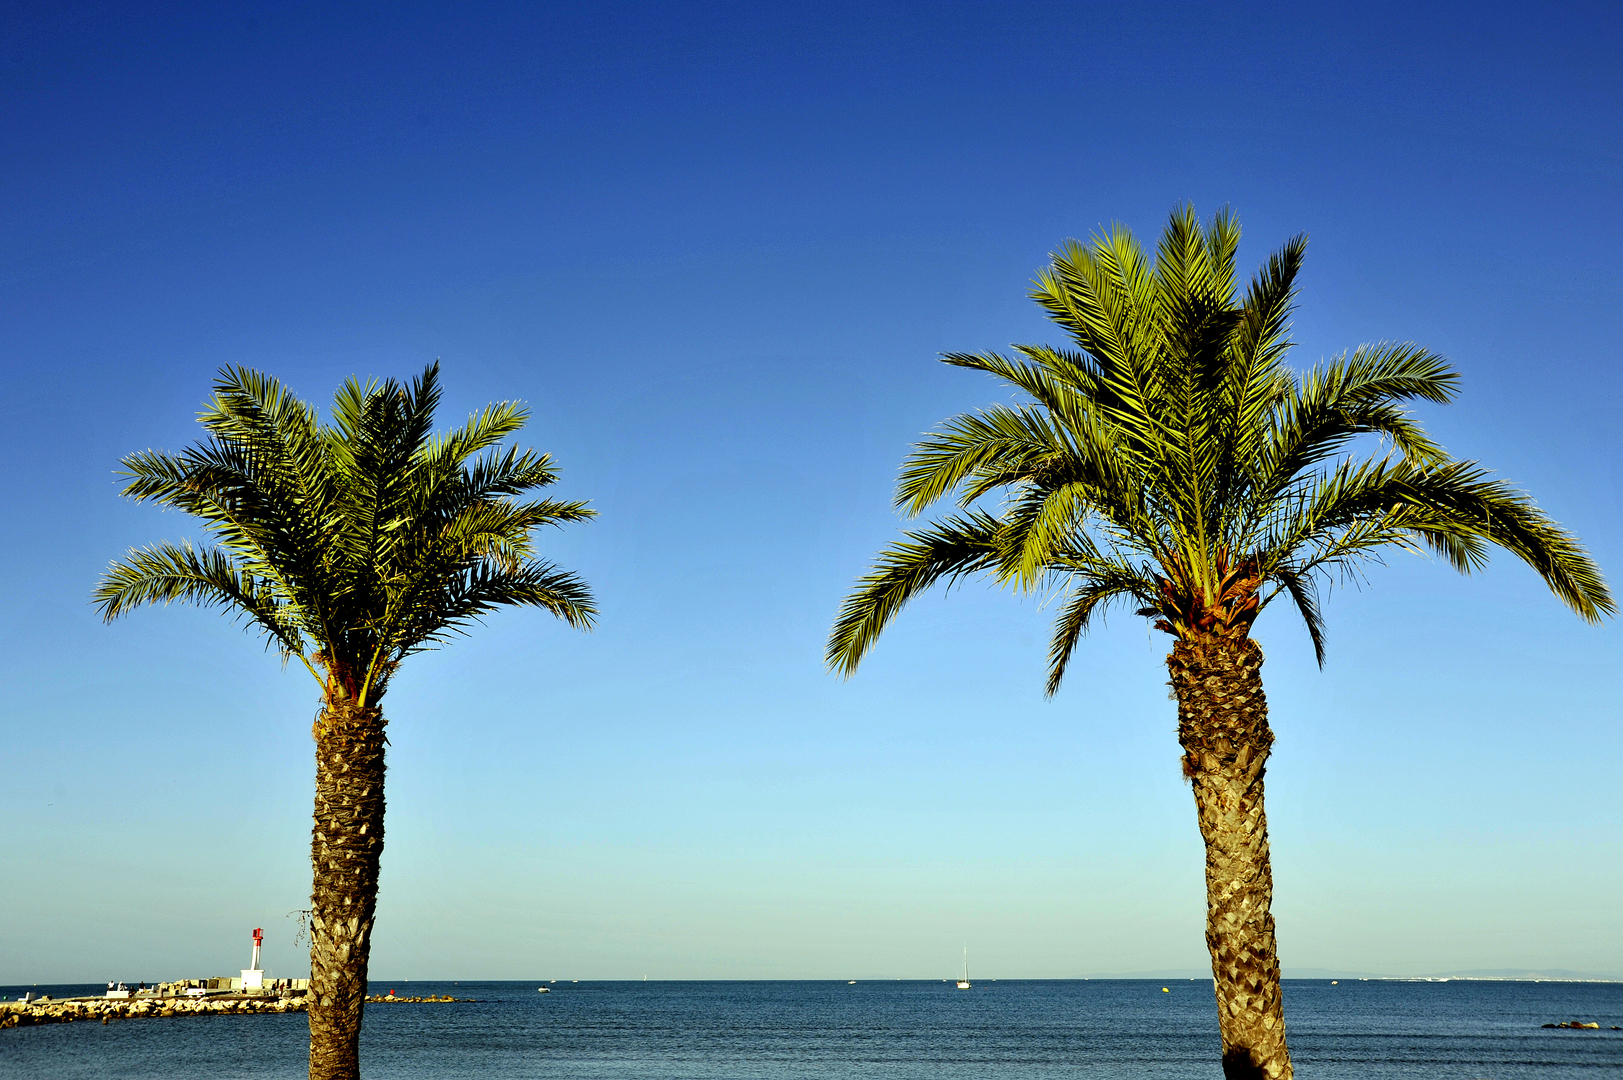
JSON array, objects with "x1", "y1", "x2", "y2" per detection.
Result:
[
  {"x1": 827, "y1": 513, "x2": 1006, "y2": 676},
  {"x1": 1265, "y1": 563, "x2": 1326, "y2": 668},
  {"x1": 832, "y1": 206, "x2": 1611, "y2": 692},
  {"x1": 1256, "y1": 344, "x2": 1458, "y2": 495},
  {"x1": 1044, "y1": 570, "x2": 1158, "y2": 696},
  {"x1": 95, "y1": 541, "x2": 308, "y2": 658},
  {"x1": 397, "y1": 559, "x2": 597, "y2": 654},
  {"x1": 99, "y1": 362, "x2": 598, "y2": 705},
  {"x1": 1264, "y1": 458, "x2": 1612, "y2": 622},
  {"x1": 895, "y1": 404, "x2": 1070, "y2": 516}
]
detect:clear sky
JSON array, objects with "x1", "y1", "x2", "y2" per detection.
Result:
[{"x1": 2, "y1": 1, "x2": 1619, "y2": 984}]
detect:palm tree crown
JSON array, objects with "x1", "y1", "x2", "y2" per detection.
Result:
[
  {"x1": 95, "y1": 362, "x2": 596, "y2": 705},
  {"x1": 829, "y1": 207, "x2": 1611, "y2": 689}
]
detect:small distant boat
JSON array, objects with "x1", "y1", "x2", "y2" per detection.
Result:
[
  {"x1": 957, "y1": 947, "x2": 971, "y2": 989},
  {"x1": 848, "y1": 980, "x2": 856, "y2": 984},
  {"x1": 537, "y1": 986, "x2": 551, "y2": 993}
]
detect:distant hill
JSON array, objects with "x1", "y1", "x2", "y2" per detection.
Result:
[
  {"x1": 1085, "y1": 970, "x2": 1215, "y2": 980},
  {"x1": 1085, "y1": 967, "x2": 1622, "y2": 982},
  {"x1": 1411, "y1": 969, "x2": 1622, "y2": 982}
]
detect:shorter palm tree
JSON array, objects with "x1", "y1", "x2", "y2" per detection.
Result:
[
  {"x1": 96, "y1": 362, "x2": 595, "y2": 1080},
  {"x1": 828, "y1": 208, "x2": 1611, "y2": 1079}
]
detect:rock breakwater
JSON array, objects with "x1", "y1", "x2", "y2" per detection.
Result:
[
  {"x1": 2, "y1": 995, "x2": 304, "y2": 1029},
  {"x1": 2, "y1": 992, "x2": 472, "y2": 1030}
]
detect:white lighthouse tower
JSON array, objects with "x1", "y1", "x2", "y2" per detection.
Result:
[{"x1": 242, "y1": 927, "x2": 265, "y2": 990}]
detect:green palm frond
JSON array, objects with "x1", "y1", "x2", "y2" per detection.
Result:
[
  {"x1": 94, "y1": 541, "x2": 309, "y2": 660},
  {"x1": 827, "y1": 512, "x2": 1007, "y2": 677},
  {"x1": 1253, "y1": 344, "x2": 1458, "y2": 508},
  {"x1": 1044, "y1": 569, "x2": 1159, "y2": 697},
  {"x1": 98, "y1": 362, "x2": 597, "y2": 706},
  {"x1": 394, "y1": 559, "x2": 597, "y2": 654},
  {"x1": 831, "y1": 205, "x2": 1611, "y2": 693},
  {"x1": 1265, "y1": 562, "x2": 1326, "y2": 668},
  {"x1": 895, "y1": 402, "x2": 1067, "y2": 516},
  {"x1": 1379, "y1": 463, "x2": 1607, "y2": 620}
]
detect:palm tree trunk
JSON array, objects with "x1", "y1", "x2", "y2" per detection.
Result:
[
  {"x1": 1168, "y1": 636, "x2": 1291, "y2": 1080},
  {"x1": 307, "y1": 698, "x2": 387, "y2": 1080}
]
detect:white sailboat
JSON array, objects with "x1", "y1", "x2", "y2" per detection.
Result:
[{"x1": 957, "y1": 947, "x2": 971, "y2": 989}]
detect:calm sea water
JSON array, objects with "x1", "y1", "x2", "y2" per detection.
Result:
[{"x1": 2, "y1": 979, "x2": 1620, "y2": 1079}]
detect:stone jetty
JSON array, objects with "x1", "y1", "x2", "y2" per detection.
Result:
[
  {"x1": 2, "y1": 988, "x2": 469, "y2": 1030},
  {"x1": 1, "y1": 994, "x2": 305, "y2": 1029}
]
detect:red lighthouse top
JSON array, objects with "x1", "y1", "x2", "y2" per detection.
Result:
[{"x1": 252, "y1": 928, "x2": 263, "y2": 946}]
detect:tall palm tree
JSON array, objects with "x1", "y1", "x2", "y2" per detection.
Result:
[
  {"x1": 95, "y1": 363, "x2": 595, "y2": 1080},
  {"x1": 828, "y1": 208, "x2": 1611, "y2": 1079}
]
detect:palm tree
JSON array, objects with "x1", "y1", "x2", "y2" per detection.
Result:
[
  {"x1": 827, "y1": 208, "x2": 1611, "y2": 1080},
  {"x1": 95, "y1": 363, "x2": 595, "y2": 1080}
]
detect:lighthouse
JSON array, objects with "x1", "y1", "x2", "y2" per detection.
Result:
[{"x1": 242, "y1": 927, "x2": 265, "y2": 990}]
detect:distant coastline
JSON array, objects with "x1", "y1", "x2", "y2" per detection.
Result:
[
  {"x1": 7, "y1": 972, "x2": 1621, "y2": 991},
  {"x1": 1087, "y1": 968, "x2": 1623, "y2": 983}
]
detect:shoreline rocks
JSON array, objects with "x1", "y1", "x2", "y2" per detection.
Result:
[
  {"x1": 2, "y1": 992, "x2": 472, "y2": 1030},
  {"x1": 1, "y1": 995, "x2": 305, "y2": 1029}
]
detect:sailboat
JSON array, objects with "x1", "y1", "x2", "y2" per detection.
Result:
[{"x1": 957, "y1": 947, "x2": 971, "y2": 989}]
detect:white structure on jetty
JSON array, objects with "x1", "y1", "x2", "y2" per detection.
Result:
[{"x1": 241, "y1": 927, "x2": 264, "y2": 990}]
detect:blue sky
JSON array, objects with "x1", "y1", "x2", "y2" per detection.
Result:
[{"x1": 2, "y1": 1, "x2": 1619, "y2": 983}]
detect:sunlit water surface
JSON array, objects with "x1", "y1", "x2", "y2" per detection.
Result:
[{"x1": 3, "y1": 979, "x2": 1620, "y2": 1078}]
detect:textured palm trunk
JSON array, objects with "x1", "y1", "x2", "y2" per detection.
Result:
[
  {"x1": 307, "y1": 698, "x2": 387, "y2": 1080},
  {"x1": 1168, "y1": 636, "x2": 1291, "y2": 1080}
]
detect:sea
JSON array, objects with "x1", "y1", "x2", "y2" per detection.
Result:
[{"x1": 2, "y1": 979, "x2": 1620, "y2": 1079}]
